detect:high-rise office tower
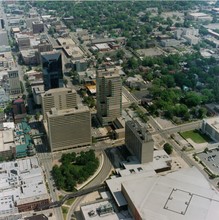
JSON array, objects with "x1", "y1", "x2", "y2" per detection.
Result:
[
  {"x1": 41, "y1": 88, "x2": 77, "y2": 119},
  {"x1": 46, "y1": 106, "x2": 91, "y2": 151},
  {"x1": 8, "y1": 69, "x2": 21, "y2": 95},
  {"x1": 96, "y1": 69, "x2": 122, "y2": 126},
  {"x1": 41, "y1": 51, "x2": 63, "y2": 91},
  {"x1": 125, "y1": 120, "x2": 154, "y2": 164}
]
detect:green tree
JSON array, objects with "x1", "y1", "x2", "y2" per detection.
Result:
[
  {"x1": 184, "y1": 92, "x2": 202, "y2": 107},
  {"x1": 48, "y1": 27, "x2": 55, "y2": 36},
  {"x1": 63, "y1": 78, "x2": 68, "y2": 87},
  {"x1": 20, "y1": 81, "x2": 24, "y2": 93},
  {"x1": 197, "y1": 107, "x2": 207, "y2": 119},
  {"x1": 116, "y1": 49, "x2": 125, "y2": 59},
  {"x1": 127, "y1": 57, "x2": 138, "y2": 69},
  {"x1": 163, "y1": 143, "x2": 173, "y2": 155},
  {"x1": 161, "y1": 75, "x2": 175, "y2": 88},
  {"x1": 35, "y1": 112, "x2": 41, "y2": 121}
]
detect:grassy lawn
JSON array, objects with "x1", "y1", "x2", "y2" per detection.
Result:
[
  {"x1": 59, "y1": 195, "x2": 64, "y2": 200},
  {"x1": 180, "y1": 130, "x2": 211, "y2": 143},
  {"x1": 65, "y1": 198, "x2": 75, "y2": 206},
  {"x1": 61, "y1": 206, "x2": 69, "y2": 220}
]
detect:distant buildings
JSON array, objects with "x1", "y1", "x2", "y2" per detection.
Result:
[
  {"x1": 57, "y1": 37, "x2": 84, "y2": 60},
  {"x1": 184, "y1": 35, "x2": 199, "y2": 45},
  {"x1": 46, "y1": 106, "x2": 91, "y2": 151},
  {"x1": 37, "y1": 39, "x2": 53, "y2": 54},
  {"x1": 41, "y1": 51, "x2": 63, "y2": 91},
  {"x1": 26, "y1": 17, "x2": 40, "y2": 29},
  {"x1": 0, "y1": 123, "x2": 15, "y2": 160},
  {"x1": 32, "y1": 21, "x2": 44, "y2": 34},
  {"x1": 16, "y1": 34, "x2": 31, "y2": 50},
  {"x1": 12, "y1": 98, "x2": 26, "y2": 123},
  {"x1": 20, "y1": 49, "x2": 38, "y2": 65},
  {"x1": 0, "y1": 51, "x2": 14, "y2": 70},
  {"x1": 32, "y1": 86, "x2": 44, "y2": 105},
  {"x1": 160, "y1": 39, "x2": 181, "y2": 47},
  {"x1": 96, "y1": 69, "x2": 122, "y2": 126},
  {"x1": 0, "y1": 30, "x2": 9, "y2": 46},
  {"x1": 14, "y1": 121, "x2": 35, "y2": 158},
  {"x1": 187, "y1": 12, "x2": 212, "y2": 22},
  {"x1": 12, "y1": 98, "x2": 26, "y2": 115},
  {"x1": 174, "y1": 28, "x2": 199, "y2": 45},
  {"x1": 8, "y1": 69, "x2": 21, "y2": 95},
  {"x1": 0, "y1": 121, "x2": 35, "y2": 159},
  {"x1": 125, "y1": 120, "x2": 154, "y2": 164},
  {"x1": 90, "y1": 37, "x2": 126, "y2": 52}
]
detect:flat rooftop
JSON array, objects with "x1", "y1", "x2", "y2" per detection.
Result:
[
  {"x1": 95, "y1": 43, "x2": 110, "y2": 50},
  {"x1": 204, "y1": 117, "x2": 219, "y2": 131},
  {"x1": 106, "y1": 170, "x2": 156, "y2": 207},
  {"x1": 81, "y1": 200, "x2": 133, "y2": 220},
  {"x1": 43, "y1": 87, "x2": 76, "y2": 96},
  {"x1": 189, "y1": 12, "x2": 209, "y2": 17},
  {"x1": 122, "y1": 167, "x2": 219, "y2": 220},
  {"x1": 0, "y1": 157, "x2": 49, "y2": 214},
  {"x1": 57, "y1": 37, "x2": 75, "y2": 46},
  {"x1": 47, "y1": 105, "x2": 89, "y2": 117}
]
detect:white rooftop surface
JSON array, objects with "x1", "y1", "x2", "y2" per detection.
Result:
[
  {"x1": 3, "y1": 122, "x2": 15, "y2": 130},
  {"x1": 118, "y1": 150, "x2": 171, "y2": 177},
  {"x1": 57, "y1": 37, "x2": 75, "y2": 46},
  {"x1": 201, "y1": 50, "x2": 212, "y2": 58},
  {"x1": 65, "y1": 46, "x2": 84, "y2": 58},
  {"x1": 189, "y1": 12, "x2": 209, "y2": 17},
  {"x1": 122, "y1": 167, "x2": 219, "y2": 220},
  {"x1": 3, "y1": 130, "x2": 14, "y2": 143},
  {"x1": 0, "y1": 129, "x2": 14, "y2": 152},
  {"x1": 0, "y1": 157, "x2": 49, "y2": 214},
  {"x1": 81, "y1": 201, "x2": 133, "y2": 220},
  {"x1": 30, "y1": 38, "x2": 40, "y2": 47},
  {"x1": 95, "y1": 43, "x2": 110, "y2": 50},
  {"x1": 204, "y1": 117, "x2": 219, "y2": 131},
  {"x1": 106, "y1": 170, "x2": 156, "y2": 207},
  {"x1": 204, "y1": 23, "x2": 219, "y2": 30},
  {"x1": 0, "y1": 71, "x2": 8, "y2": 80}
]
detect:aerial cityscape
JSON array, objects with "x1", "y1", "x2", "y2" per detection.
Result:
[{"x1": 1, "y1": 0, "x2": 219, "y2": 220}]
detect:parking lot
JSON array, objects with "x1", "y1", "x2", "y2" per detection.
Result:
[{"x1": 197, "y1": 147, "x2": 219, "y2": 175}]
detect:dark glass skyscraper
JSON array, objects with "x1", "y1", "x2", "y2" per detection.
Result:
[{"x1": 41, "y1": 51, "x2": 63, "y2": 91}]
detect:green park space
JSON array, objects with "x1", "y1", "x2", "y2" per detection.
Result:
[
  {"x1": 52, "y1": 150, "x2": 99, "y2": 192},
  {"x1": 61, "y1": 206, "x2": 69, "y2": 220},
  {"x1": 180, "y1": 130, "x2": 212, "y2": 144},
  {"x1": 65, "y1": 198, "x2": 76, "y2": 206}
]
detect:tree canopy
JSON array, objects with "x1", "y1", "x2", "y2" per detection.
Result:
[{"x1": 52, "y1": 150, "x2": 99, "y2": 191}]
